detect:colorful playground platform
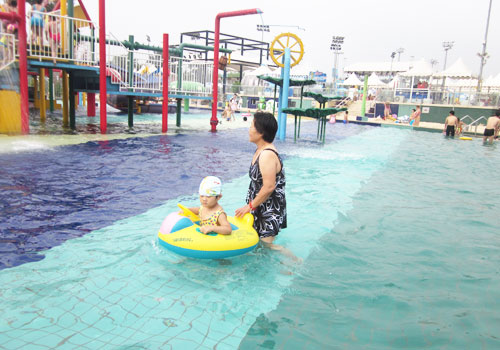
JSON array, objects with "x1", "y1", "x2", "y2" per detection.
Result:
[{"x1": 0, "y1": 1, "x2": 264, "y2": 135}]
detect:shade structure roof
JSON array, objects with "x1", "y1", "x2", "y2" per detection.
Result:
[
  {"x1": 399, "y1": 59, "x2": 434, "y2": 77},
  {"x1": 340, "y1": 73, "x2": 363, "y2": 86},
  {"x1": 367, "y1": 72, "x2": 387, "y2": 87},
  {"x1": 257, "y1": 75, "x2": 316, "y2": 87},
  {"x1": 302, "y1": 91, "x2": 343, "y2": 104},
  {"x1": 433, "y1": 58, "x2": 476, "y2": 79},
  {"x1": 283, "y1": 107, "x2": 348, "y2": 119}
]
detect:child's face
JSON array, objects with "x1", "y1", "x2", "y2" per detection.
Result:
[{"x1": 199, "y1": 195, "x2": 218, "y2": 208}]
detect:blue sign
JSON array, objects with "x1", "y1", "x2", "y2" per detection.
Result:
[{"x1": 309, "y1": 71, "x2": 327, "y2": 83}]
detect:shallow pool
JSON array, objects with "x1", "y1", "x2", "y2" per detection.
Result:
[{"x1": 0, "y1": 119, "x2": 498, "y2": 349}]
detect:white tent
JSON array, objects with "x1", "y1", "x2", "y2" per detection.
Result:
[
  {"x1": 433, "y1": 58, "x2": 476, "y2": 79},
  {"x1": 367, "y1": 72, "x2": 387, "y2": 87},
  {"x1": 387, "y1": 76, "x2": 400, "y2": 89},
  {"x1": 241, "y1": 65, "x2": 279, "y2": 87},
  {"x1": 340, "y1": 73, "x2": 363, "y2": 86},
  {"x1": 483, "y1": 73, "x2": 500, "y2": 88},
  {"x1": 399, "y1": 59, "x2": 433, "y2": 77}
]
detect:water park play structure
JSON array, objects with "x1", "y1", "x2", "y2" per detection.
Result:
[
  {"x1": 0, "y1": 1, "x2": 261, "y2": 135},
  {"x1": 1, "y1": 2, "x2": 350, "y2": 142},
  {"x1": 158, "y1": 204, "x2": 259, "y2": 259}
]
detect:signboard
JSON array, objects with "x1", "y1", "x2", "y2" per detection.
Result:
[{"x1": 309, "y1": 71, "x2": 327, "y2": 83}]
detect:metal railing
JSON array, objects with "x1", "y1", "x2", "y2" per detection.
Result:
[
  {"x1": 464, "y1": 116, "x2": 488, "y2": 135},
  {"x1": 169, "y1": 57, "x2": 213, "y2": 95},
  {"x1": 28, "y1": 11, "x2": 98, "y2": 65},
  {"x1": 24, "y1": 12, "x2": 217, "y2": 95},
  {"x1": 0, "y1": 23, "x2": 16, "y2": 71}
]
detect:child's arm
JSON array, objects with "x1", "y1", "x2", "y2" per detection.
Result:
[
  {"x1": 187, "y1": 207, "x2": 200, "y2": 215},
  {"x1": 200, "y1": 212, "x2": 232, "y2": 235}
]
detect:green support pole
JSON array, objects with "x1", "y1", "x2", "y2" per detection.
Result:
[
  {"x1": 69, "y1": 72, "x2": 75, "y2": 130},
  {"x1": 48, "y1": 69, "x2": 54, "y2": 112},
  {"x1": 128, "y1": 97, "x2": 134, "y2": 128},
  {"x1": 68, "y1": 0, "x2": 74, "y2": 61},
  {"x1": 127, "y1": 35, "x2": 135, "y2": 129},
  {"x1": 184, "y1": 98, "x2": 189, "y2": 112},
  {"x1": 361, "y1": 74, "x2": 368, "y2": 118},
  {"x1": 176, "y1": 98, "x2": 182, "y2": 126}
]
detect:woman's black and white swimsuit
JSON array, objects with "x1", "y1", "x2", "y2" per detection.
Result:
[{"x1": 246, "y1": 149, "x2": 287, "y2": 238}]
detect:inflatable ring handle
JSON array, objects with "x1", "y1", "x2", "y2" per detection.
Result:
[{"x1": 177, "y1": 203, "x2": 200, "y2": 222}]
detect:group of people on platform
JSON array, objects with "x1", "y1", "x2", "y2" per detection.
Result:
[{"x1": 1, "y1": 0, "x2": 60, "y2": 63}]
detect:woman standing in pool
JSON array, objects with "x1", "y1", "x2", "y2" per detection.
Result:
[{"x1": 235, "y1": 112, "x2": 299, "y2": 261}]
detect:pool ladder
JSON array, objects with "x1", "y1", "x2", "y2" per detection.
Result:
[{"x1": 462, "y1": 115, "x2": 488, "y2": 135}]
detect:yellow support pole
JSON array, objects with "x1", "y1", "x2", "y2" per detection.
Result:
[
  {"x1": 83, "y1": 92, "x2": 87, "y2": 106},
  {"x1": 40, "y1": 69, "x2": 46, "y2": 122},
  {"x1": 61, "y1": 0, "x2": 67, "y2": 57},
  {"x1": 33, "y1": 75, "x2": 39, "y2": 108},
  {"x1": 62, "y1": 71, "x2": 69, "y2": 127}
]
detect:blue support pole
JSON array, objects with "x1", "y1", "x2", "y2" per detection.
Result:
[{"x1": 278, "y1": 48, "x2": 291, "y2": 141}]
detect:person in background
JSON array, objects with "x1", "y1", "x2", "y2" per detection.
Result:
[
  {"x1": 343, "y1": 110, "x2": 349, "y2": 124},
  {"x1": 443, "y1": 110, "x2": 458, "y2": 138},
  {"x1": 482, "y1": 109, "x2": 500, "y2": 144},
  {"x1": 409, "y1": 108, "x2": 417, "y2": 125},
  {"x1": 30, "y1": 0, "x2": 45, "y2": 46},
  {"x1": 413, "y1": 105, "x2": 422, "y2": 126},
  {"x1": 383, "y1": 102, "x2": 391, "y2": 120},
  {"x1": 456, "y1": 116, "x2": 465, "y2": 136}
]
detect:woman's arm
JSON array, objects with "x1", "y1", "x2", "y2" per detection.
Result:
[
  {"x1": 200, "y1": 212, "x2": 232, "y2": 235},
  {"x1": 235, "y1": 151, "x2": 278, "y2": 217}
]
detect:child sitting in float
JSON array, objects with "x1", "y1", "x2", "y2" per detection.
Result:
[{"x1": 187, "y1": 176, "x2": 232, "y2": 235}]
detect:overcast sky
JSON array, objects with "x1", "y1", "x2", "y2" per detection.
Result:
[{"x1": 82, "y1": 0, "x2": 499, "y2": 78}]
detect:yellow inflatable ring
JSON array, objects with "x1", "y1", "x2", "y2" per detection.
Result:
[
  {"x1": 158, "y1": 204, "x2": 259, "y2": 259},
  {"x1": 459, "y1": 137, "x2": 472, "y2": 140}
]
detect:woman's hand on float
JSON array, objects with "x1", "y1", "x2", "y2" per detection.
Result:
[{"x1": 235, "y1": 204, "x2": 251, "y2": 218}]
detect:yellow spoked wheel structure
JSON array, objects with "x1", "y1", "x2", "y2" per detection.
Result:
[{"x1": 270, "y1": 33, "x2": 304, "y2": 68}]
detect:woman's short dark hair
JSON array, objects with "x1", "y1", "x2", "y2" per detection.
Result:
[{"x1": 253, "y1": 112, "x2": 278, "y2": 143}]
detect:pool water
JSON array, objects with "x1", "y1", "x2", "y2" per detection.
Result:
[{"x1": 0, "y1": 118, "x2": 499, "y2": 349}]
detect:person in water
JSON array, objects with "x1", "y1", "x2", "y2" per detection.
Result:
[
  {"x1": 483, "y1": 109, "x2": 500, "y2": 144},
  {"x1": 235, "y1": 112, "x2": 300, "y2": 262},
  {"x1": 443, "y1": 110, "x2": 458, "y2": 138},
  {"x1": 188, "y1": 176, "x2": 232, "y2": 235}
]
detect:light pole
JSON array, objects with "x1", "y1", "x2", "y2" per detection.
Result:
[
  {"x1": 330, "y1": 35, "x2": 344, "y2": 95},
  {"x1": 477, "y1": 0, "x2": 493, "y2": 92},
  {"x1": 442, "y1": 41, "x2": 454, "y2": 70},
  {"x1": 390, "y1": 51, "x2": 396, "y2": 76},
  {"x1": 430, "y1": 59, "x2": 438, "y2": 72},
  {"x1": 256, "y1": 24, "x2": 269, "y2": 42},
  {"x1": 397, "y1": 47, "x2": 404, "y2": 61}
]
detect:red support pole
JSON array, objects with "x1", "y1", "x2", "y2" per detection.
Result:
[
  {"x1": 211, "y1": 9, "x2": 262, "y2": 132},
  {"x1": 87, "y1": 93, "x2": 96, "y2": 116},
  {"x1": 99, "y1": 0, "x2": 107, "y2": 133},
  {"x1": 162, "y1": 34, "x2": 169, "y2": 133},
  {"x1": 17, "y1": 2, "x2": 29, "y2": 134}
]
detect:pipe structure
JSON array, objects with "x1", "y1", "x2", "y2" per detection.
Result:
[
  {"x1": 278, "y1": 48, "x2": 291, "y2": 141},
  {"x1": 162, "y1": 33, "x2": 169, "y2": 133},
  {"x1": 77, "y1": 34, "x2": 231, "y2": 56},
  {"x1": 16, "y1": 2, "x2": 29, "y2": 133},
  {"x1": 99, "y1": 0, "x2": 107, "y2": 133},
  {"x1": 211, "y1": 9, "x2": 262, "y2": 132}
]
